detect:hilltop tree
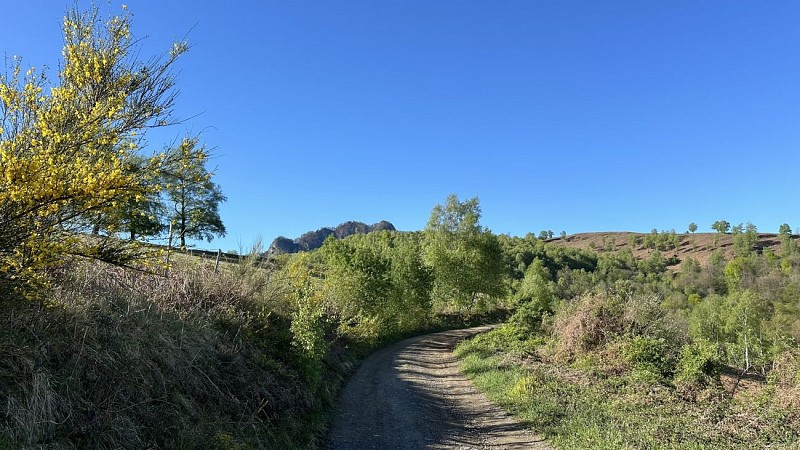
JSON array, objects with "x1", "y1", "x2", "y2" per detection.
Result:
[
  {"x1": 733, "y1": 223, "x2": 758, "y2": 257},
  {"x1": 779, "y1": 224, "x2": 795, "y2": 257},
  {"x1": 711, "y1": 220, "x2": 731, "y2": 234},
  {"x1": 688, "y1": 223, "x2": 698, "y2": 233},
  {"x1": 423, "y1": 194, "x2": 505, "y2": 311},
  {"x1": 0, "y1": 4, "x2": 188, "y2": 288},
  {"x1": 162, "y1": 136, "x2": 226, "y2": 248}
]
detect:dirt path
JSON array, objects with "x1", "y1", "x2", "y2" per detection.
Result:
[{"x1": 324, "y1": 326, "x2": 552, "y2": 449}]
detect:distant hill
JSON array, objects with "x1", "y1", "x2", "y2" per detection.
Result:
[
  {"x1": 267, "y1": 220, "x2": 396, "y2": 256},
  {"x1": 546, "y1": 231, "x2": 794, "y2": 270}
]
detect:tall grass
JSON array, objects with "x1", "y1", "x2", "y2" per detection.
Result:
[{"x1": 0, "y1": 253, "x2": 334, "y2": 449}]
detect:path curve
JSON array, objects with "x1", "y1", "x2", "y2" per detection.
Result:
[{"x1": 324, "y1": 326, "x2": 551, "y2": 449}]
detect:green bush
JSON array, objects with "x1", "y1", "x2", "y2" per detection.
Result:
[
  {"x1": 674, "y1": 339, "x2": 720, "y2": 387},
  {"x1": 510, "y1": 298, "x2": 552, "y2": 334},
  {"x1": 622, "y1": 335, "x2": 675, "y2": 378}
]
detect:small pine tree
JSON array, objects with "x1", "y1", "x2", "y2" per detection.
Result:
[{"x1": 162, "y1": 136, "x2": 227, "y2": 248}]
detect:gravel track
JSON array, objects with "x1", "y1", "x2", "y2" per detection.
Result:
[{"x1": 324, "y1": 326, "x2": 552, "y2": 449}]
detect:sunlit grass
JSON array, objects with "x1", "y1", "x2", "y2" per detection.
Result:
[{"x1": 456, "y1": 326, "x2": 800, "y2": 449}]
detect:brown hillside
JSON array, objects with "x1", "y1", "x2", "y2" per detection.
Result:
[{"x1": 547, "y1": 232, "x2": 792, "y2": 270}]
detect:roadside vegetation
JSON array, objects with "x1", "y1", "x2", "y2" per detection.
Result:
[
  {"x1": 456, "y1": 225, "x2": 800, "y2": 448},
  {"x1": 4, "y1": 4, "x2": 800, "y2": 450},
  {"x1": 0, "y1": 196, "x2": 507, "y2": 448},
  {"x1": 0, "y1": 5, "x2": 508, "y2": 447}
]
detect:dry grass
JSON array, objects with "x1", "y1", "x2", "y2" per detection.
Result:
[
  {"x1": 0, "y1": 255, "x2": 328, "y2": 449},
  {"x1": 770, "y1": 348, "x2": 800, "y2": 409},
  {"x1": 551, "y1": 293, "x2": 624, "y2": 360}
]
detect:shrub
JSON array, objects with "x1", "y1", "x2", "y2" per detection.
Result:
[
  {"x1": 767, "y1": 348, "x2": 800, "y2": 409},
  {"x1": 552, "y1": 293, "x2": 624, "y2": 360},
  {"x1": 622, "y1": 335, "x2": 675, "y2": 378},
  {"x1": 674, "y1": 339, "x2": 720, "y2": 388},
  {"x1": 552, "y1": 292, "x2": 687, "y2": 375}
]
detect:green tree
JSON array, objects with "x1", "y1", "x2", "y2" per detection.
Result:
[
  {"x1": 423, "y1": 194, "x2": 506, "y2": 311},
  {"x1": 732, "y1": 223, "x2": 758, "y2": 257},
  {"x1": 163, "y1": 136, "x2": 226, "y2": 248},
  {"x1": 0, "y1": 4, "x2": 188, "y2": 288},
  {"x1": 322, "y1": 237, "x2": 392, "y2": 339},
  {"x1": 511, "y1": 258, "x2": 556, "y2": 332},
  {"x1": 688, "y1": 222, "x2": 698, "y2": 233},
  {"x1": 383, "y1": 233, "x2": 434, "y2": 331},
  {"x1": 707, "y1": 249, "x2": 728, "y2": 295},
  {"x1": 100, "y1": 155, "x2": 166, "y2": 241},
  {"x1": 323, "y1": 232, "x2": 434, "y2": 337},
  {"x1": 692, "y1": 290, "x2": 772, "y2": 371},
  {"x1": 779, "y1": 223, "x2": 796, "y2": 257},
  {"x1": 114, "y1": 192, "x2": 165, "y2": 241},
  {"x1": 711, "y1": 220, "x2": 731, "y2": 234}
]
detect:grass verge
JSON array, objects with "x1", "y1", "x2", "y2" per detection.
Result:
[
  {"x1": 0, "y1": 256, "x2": 347, "y2": 449},
  {"x1": 455, "y1": 324, "x2": 800, "y2": 449}
]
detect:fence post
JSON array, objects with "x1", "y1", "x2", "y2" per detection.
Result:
[{"x1": 215, "y1": 249, "x2": 222, "y2": 273}]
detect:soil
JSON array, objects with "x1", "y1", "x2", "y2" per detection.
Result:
[{"x1": 324, "y1": 326, "x2": 552, "y2": 450}]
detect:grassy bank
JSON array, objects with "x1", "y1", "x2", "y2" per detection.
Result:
[
  {"x1": 455, "y1": 323, "x2": 800, "y2": 449},
  {"x1": 0, "y1": 246, "x2": 504, "y2": 449},
  {"x1": 0, "y1": 257, "x2": 337, "y2": 449}
]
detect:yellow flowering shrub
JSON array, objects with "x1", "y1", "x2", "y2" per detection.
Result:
[{"x1": 0, "y1": 5, "x2": 189, "y2": 292}]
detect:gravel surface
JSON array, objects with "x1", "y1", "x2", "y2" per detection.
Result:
[{"x1": 325, "y1": 326, "x2": 552, "y2": 449}]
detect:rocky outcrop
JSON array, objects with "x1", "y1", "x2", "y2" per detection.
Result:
[
  {"x1": 296, "y1": 228, "x2": 335, "y2": 252},
  {"x1": 268, "y1": 236, "x2": 300, "y2": 254},
  {"x1": 267, "y1": 221, "x2": 396, "y2": 256}
]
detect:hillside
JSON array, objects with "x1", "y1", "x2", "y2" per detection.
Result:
[{"x1": 546, "y1": 231, "x2": 791, "y2": 269}]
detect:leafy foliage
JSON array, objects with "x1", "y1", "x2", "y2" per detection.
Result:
[
  {"x1": 423, "y1": 194, "x2": 505, "y2": 311},
  {"x1": 0, "y1": 5, "x2": 222, "y2": 292},
  {"x1": 162, "y1": 136, "x2": 227, "y2": 248},
  {"x1": 712, "y1": 220, "x2": 731, "y2": 234},
  {"x1": 456, "y1": 224, "x2": 800, "y2": 447}
]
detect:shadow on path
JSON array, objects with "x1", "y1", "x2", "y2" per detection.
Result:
[{"x1": 325, "y1": 326, "x2": 552, "y2": 450}]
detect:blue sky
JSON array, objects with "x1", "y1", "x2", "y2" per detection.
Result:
[{"x1": 4, "y1": 1, "x2": 800, "y2": 251}]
